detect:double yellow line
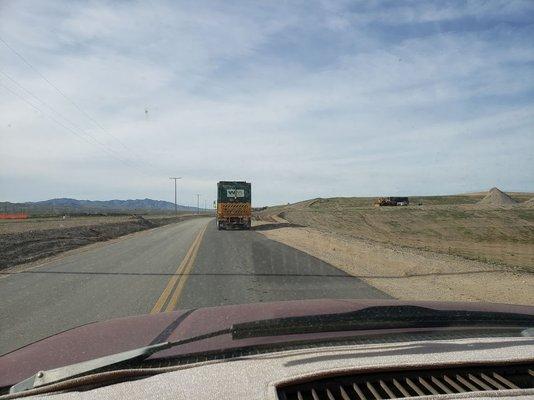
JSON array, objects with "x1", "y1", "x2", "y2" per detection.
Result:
[{"x1": 151, "y1": 222, "x2": 208, "y2": 313}]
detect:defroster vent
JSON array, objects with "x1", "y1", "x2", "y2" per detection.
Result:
[{"x1": 277, "y1": 363, "x2": 534, "y2": 399}]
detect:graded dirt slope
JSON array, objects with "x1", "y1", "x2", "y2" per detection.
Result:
[
  {"x1": 256, "y1": 195, "x2": 534, "y2": 270},
  {"x1": 254, "y1": 192, "x2": 534, "y2": 304},
  {"x1": 0, "y1": 215, "x2": 132, "y2": 234},
  {"x1": 0, "y1": 213, "x2": 195, "y2": 234},
  {"x1": 477, "y1": 187, "x2": 518, "y2": 206},
  {"x1": 523, "y1": 198, "x2": 534, "y2": 208},
  {"x1": 255, "y1": 194, "x2": 534, "y2": 305},
  {"x1": 0, "y1": 214, "x2": 203, "y2": 270}
]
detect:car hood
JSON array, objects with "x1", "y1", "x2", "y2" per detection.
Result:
[{"x1": 1, "y1": 298, "x2": 533, "y2": 388}]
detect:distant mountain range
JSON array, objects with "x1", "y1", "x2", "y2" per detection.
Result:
[{"x1": 0, "y1": 198, "x2": 198, "y2": 214}]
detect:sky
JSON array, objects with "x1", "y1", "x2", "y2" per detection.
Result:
[{"x1": 1, "y1": 0, "x2": 533, "y2": 206}]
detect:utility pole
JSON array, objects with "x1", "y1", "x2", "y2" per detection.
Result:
[
  {"x1": 169, "y1": 177, "x2": 182, "y2": 215},
  {"x1": 196, "y1": 194, "x2": 201, "y2": 214}
]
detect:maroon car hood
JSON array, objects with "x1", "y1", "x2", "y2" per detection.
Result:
[{"x1": 1, "y1": 299, "x2": 533, "y2": 388}]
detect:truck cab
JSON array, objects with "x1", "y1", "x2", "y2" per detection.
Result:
[{"x1": 216, "y1": 181, "x2": 251, "y2": 230}]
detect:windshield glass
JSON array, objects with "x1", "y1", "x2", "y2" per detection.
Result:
[{"x1": 1, "y1": 0, "x2": 533, "y2": 359}]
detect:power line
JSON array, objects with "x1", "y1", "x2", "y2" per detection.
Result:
[
  {"x1": 0, "y1": 69, "x2": 131, "y2": 162},
  {"x1": 0, "y1": 36, "x2": 151, "y2": 163},
  {"x1": 1, "y1": 81, "x2": 96, "y2": 147},
  {"x1": 1, "y1": 69, "x2": 166, "y2": 176},
  {"x1": 0, "y1": 80, "x2": 153, "y2": 175}
]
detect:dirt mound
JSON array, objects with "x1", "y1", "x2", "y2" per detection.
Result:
[
  {"x1": 129, "y1": 215, "x2": 156, "y2": 228},
  {"x1": 477, "y1": 187, "x2": 518, "y2": 206},
  {"x1": 521, "y1": 197, "x2": 534, "y2": 207}
]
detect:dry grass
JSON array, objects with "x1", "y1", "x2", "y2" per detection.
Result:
[{"x1": 257, "y1": 196, "x2": 534, "y2": 271}]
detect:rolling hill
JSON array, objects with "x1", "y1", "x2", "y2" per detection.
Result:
[{"x1": 0, "y1": 198, "x2": 197, "y2": 215}]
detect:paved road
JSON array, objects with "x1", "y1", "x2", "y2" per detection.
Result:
[
  {"x1": 0, "y1": 218, "x2": 389, "y2": 355},
  {"x1": 178, "y1": 221, "x2": 388, "y2": 308}
]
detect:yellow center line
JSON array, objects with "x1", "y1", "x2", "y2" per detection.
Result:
[
  {"x1": 150, "y1": 222, "x2": 209, "y2": 313},
  {"x1": 164, "y1": 223, "x2": 208, "y2": 312}
]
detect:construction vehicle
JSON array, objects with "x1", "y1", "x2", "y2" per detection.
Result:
[
  {"x1": 374, "y1": 197, "x2": 409, "y2": 207},
  {"x1": 217, "y1": 181, "x2": 251, "y2": 230}
]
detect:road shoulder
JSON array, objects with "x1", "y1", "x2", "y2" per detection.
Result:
[{"x1": 254, "y1": 222, "x2": 533, "y2": 305}]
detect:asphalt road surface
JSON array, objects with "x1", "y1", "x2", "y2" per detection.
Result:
[{"x1": 0, "y1": 218, "x2": 389, "y2": 355}]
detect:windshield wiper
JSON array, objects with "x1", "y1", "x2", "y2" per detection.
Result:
[
  {"x1": 231, "y1": 305, "x2": 534, "y2": 339},
  {"x1": 11, "y1": 305, "x2": 534, "y2": 394},
  {"x1": 10, "y1": 329, "x2": 230, "y2": 394}
]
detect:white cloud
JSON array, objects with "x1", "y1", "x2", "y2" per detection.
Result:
[{"x1": 1, "y1": 0, "x2": 533, "y2": 205}]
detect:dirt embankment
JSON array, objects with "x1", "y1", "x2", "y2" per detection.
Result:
[
  {"x1": 254, "y1": 193, "x2": 534, "y2": 305},
  {"x1": 257, "y1": 199, "x2": 534, "y2": 270},
  {"x1": 0, "y1": 215, "x2": 134, "y2": 234},
  {"x1": 0, "y1": 215, "x2": 203, "y2": 270}
]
